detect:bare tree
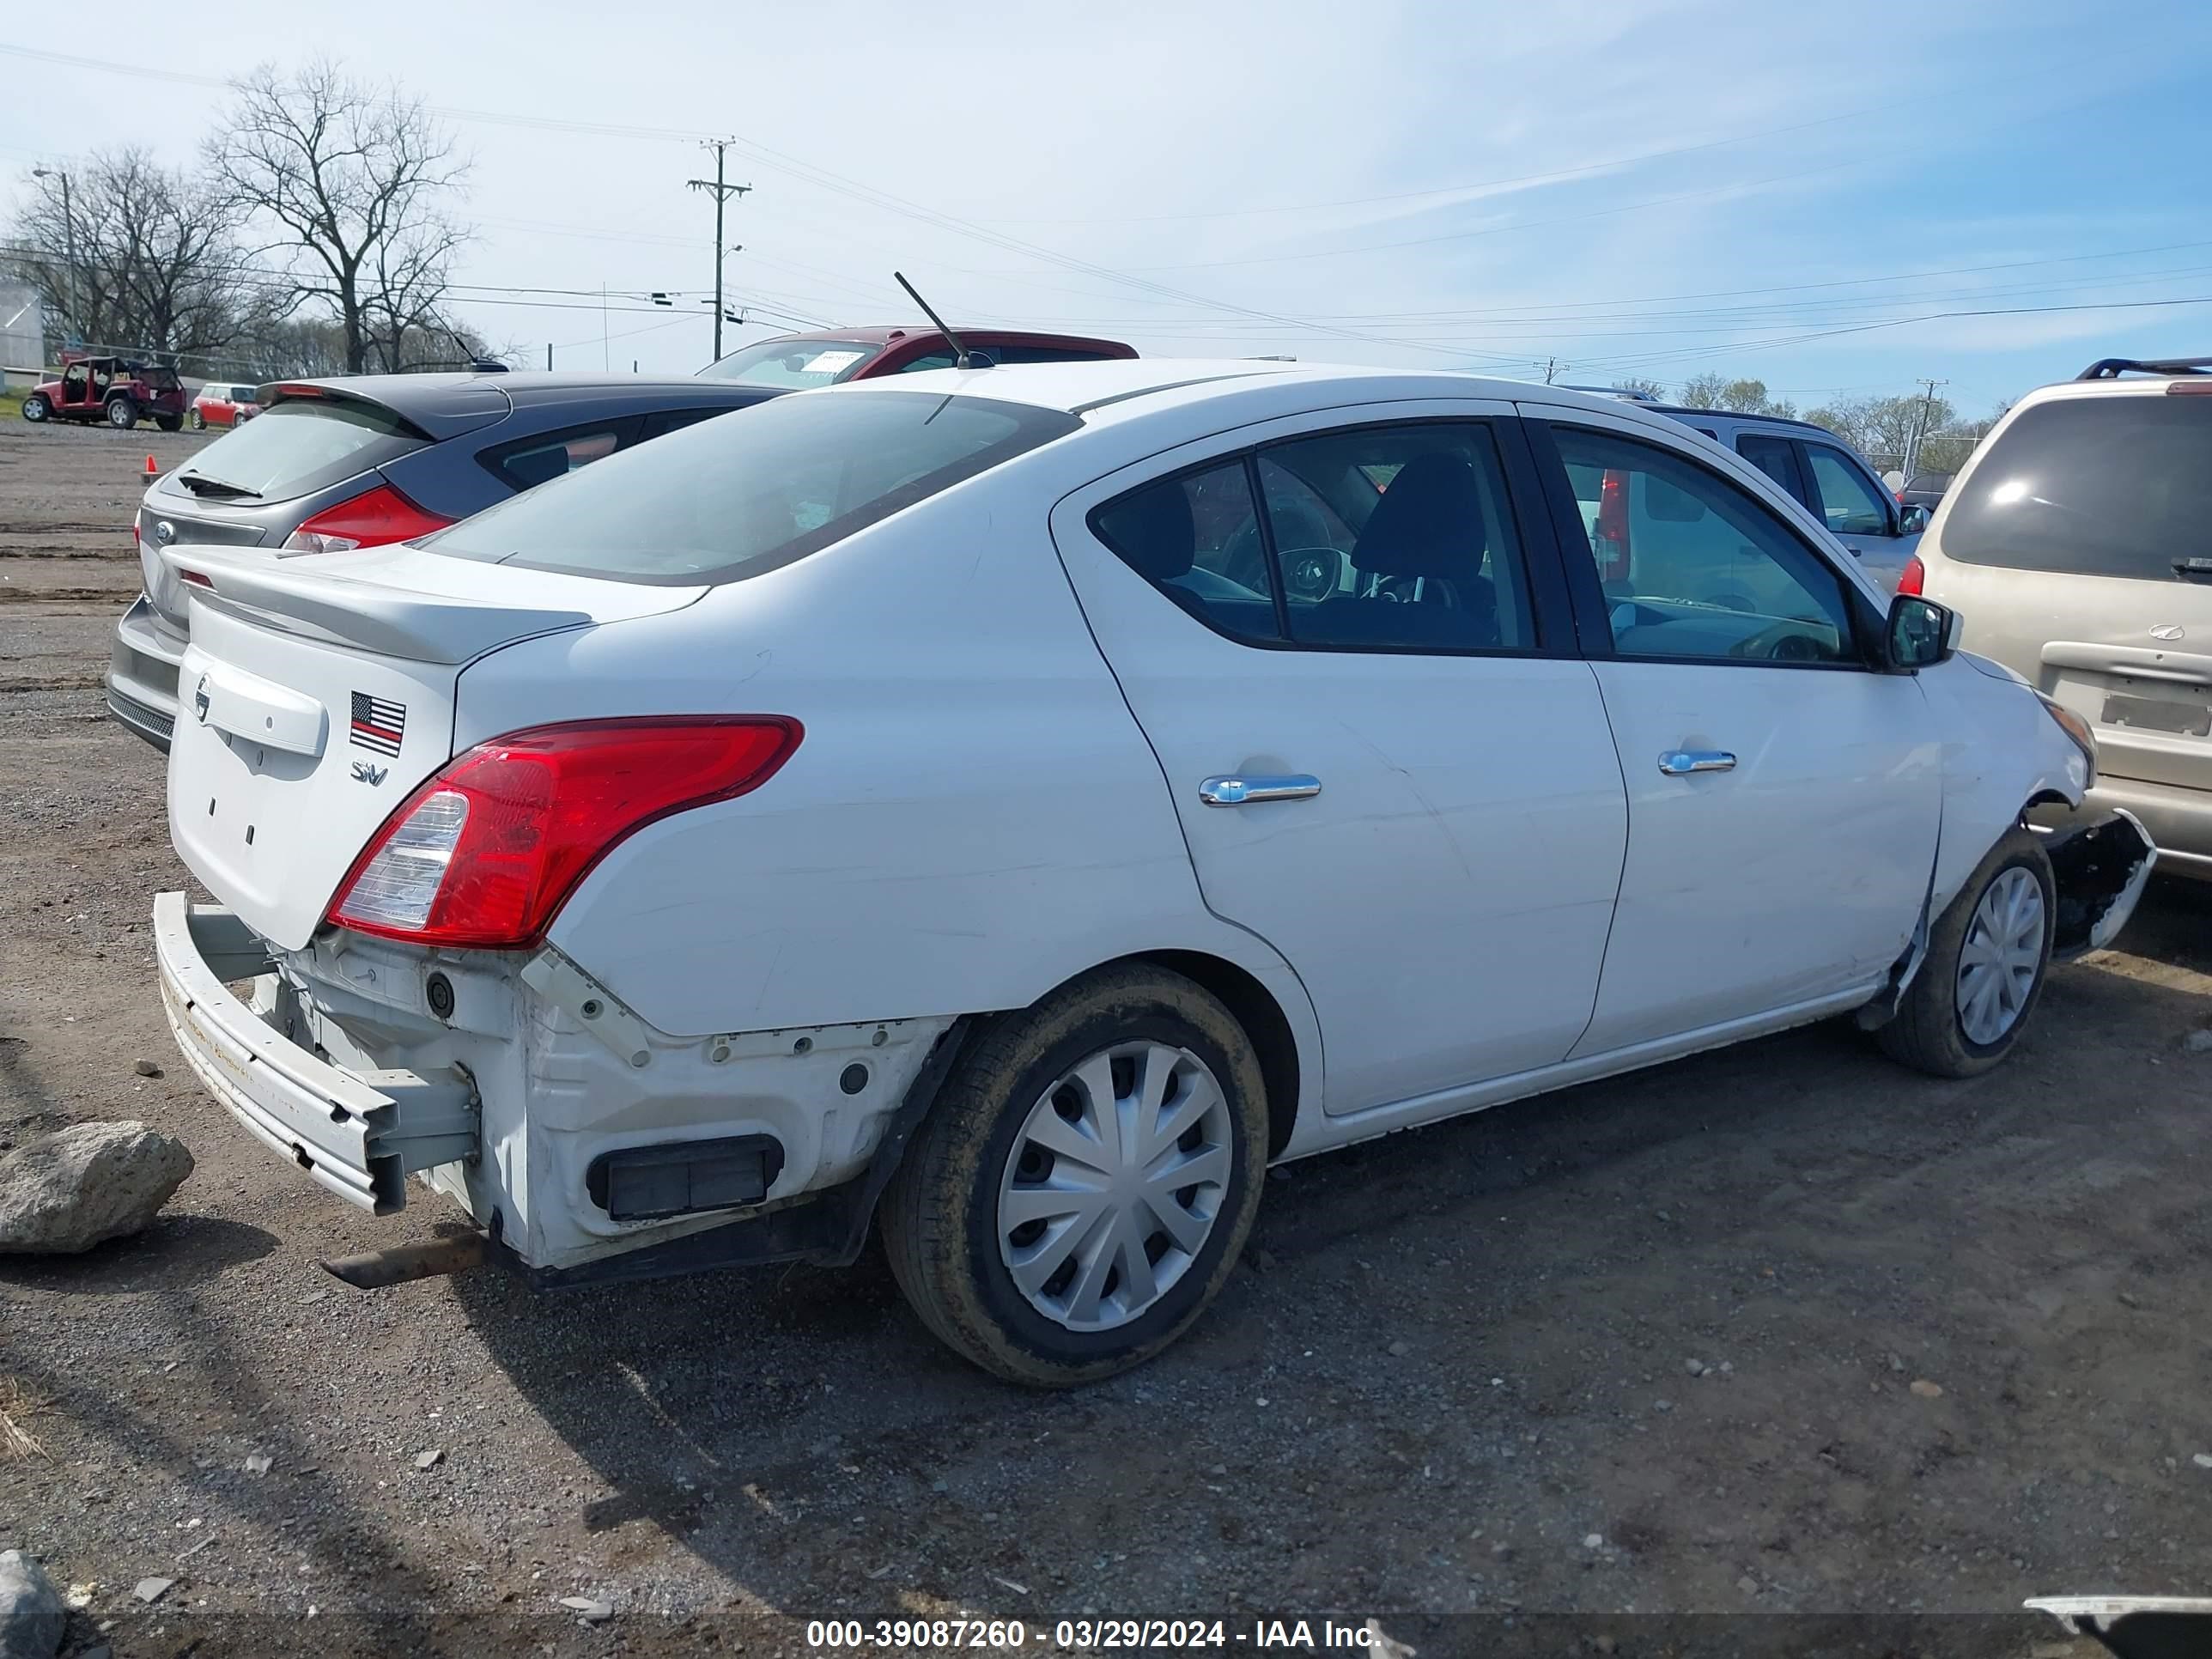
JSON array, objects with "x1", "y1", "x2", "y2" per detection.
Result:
[
  {"x1": 1805, "y1": 393, "x2": 1958, "y2": 471},
  {"x1": 6, "y1": 149, "x2": 243, "y2": 356},
  {"x1": 1678, "y1": 374, "x2": 1796, "y2": 418},
  {"x1": 1614, "y1": 376, "x2": 1668, "y2": 400},
  {"x1": 206, "y1": 60, "x2": 471, "y2": 373}
]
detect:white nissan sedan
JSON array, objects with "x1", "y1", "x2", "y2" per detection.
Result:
[{"x1": 154, "y1": 361, "x2": 2154, "y2": 1385}]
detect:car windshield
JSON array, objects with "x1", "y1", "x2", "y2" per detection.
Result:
[
  {"x1": 173, "y1": 398, "x2": 424, "y2": 501},
  {"x1": 426, "y1": 389, "x2": 1082, "y2": 585},
  {"x1": 697, "y1": 338, "x2": 887, "y2": 388},
  {"x1": 1941, "y1": 394, "x2": 2211, "y2": 581}
]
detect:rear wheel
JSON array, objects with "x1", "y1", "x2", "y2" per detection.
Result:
[
  {"x1": 187, "y1": 408, "x2": 205, "y2": 430},
  {"x1": 882, "y1": 965, "x2": 1269, "y2": 1387},
  {"x1": 155, "y1": 414, "x2": 182, "y2": 433},
  {"x1": 105, "y1": 395, "x2": 138, "y2": 430},
  {"x1": 21, "y1": 393, "x2": 49, "y2": 423},
  {"x1": 1878, "y1": 826, "x2": 2055, "y2": 1077}
]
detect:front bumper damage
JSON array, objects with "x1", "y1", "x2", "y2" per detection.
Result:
[{"x1": 2036, "y1": 806, "x2": 2159, "y2": 959}]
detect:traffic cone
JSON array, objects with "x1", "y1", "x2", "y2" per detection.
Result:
[{"x1": 144, "y1": 455, "x2": 157, "y2": 478}]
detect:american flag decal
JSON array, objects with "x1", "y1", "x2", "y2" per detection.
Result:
[{"x1": 349, "y1": 691, "x2": 406, "y2": 757}]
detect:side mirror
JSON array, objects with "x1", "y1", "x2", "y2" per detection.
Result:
[
  {"x1": 1899, "y1": 504, "x2": 1930, "y2": 535},
  {"x1": 1887, "y1": 593, "x2": 1960, "y2": 671}
]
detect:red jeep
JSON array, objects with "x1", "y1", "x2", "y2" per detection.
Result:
[{"x1": 20, "y1": 354, "x2": 189, "y2": 431}]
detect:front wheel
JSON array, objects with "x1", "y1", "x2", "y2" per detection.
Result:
[
  {"x1": 1878, "y1": 826, "x2": 2055, "y2": 1077},
  {"x1": 105, "y1": 396, "x2": 138, "y2": 430},
  {"x1": 187, "y1": 408, "x2": 205, "y2": 430},
  {"x1": 882, "y1": 965, "x2": 1269, "y2": 1387},
  {"x1": 21, "y1": 393, "x2": 49, "y2": 422}
]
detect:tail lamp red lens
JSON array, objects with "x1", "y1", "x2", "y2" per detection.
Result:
[
  {"x1": 1593, "y1": 468, "x2": 1632, "y2": 582},
  {"x1": 1897, "y1": 554, "x2": 1925, "y2": 595},
  {"x1": 327, "y1": 717, "x2": 803, "y2": 949},
  {"x1": 282, "y1": 482, "x2": 454, "y2": 555}
]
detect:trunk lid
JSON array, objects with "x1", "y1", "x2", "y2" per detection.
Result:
[{"x1": 166, "y1": 544, "x2": 705, "y2": 950}]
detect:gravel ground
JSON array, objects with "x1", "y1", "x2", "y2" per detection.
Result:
[{"x1": 3, "y1": 417, "x2": 2208, "y2": 1658}]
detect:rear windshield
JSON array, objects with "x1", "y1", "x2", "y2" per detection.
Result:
[
  {"x1": 1942, "y1": 394, "x2": 2210, "y2": 580},
  {"x1": 697, "y1": 337, "x2": 886, "y2": 388},
  {"x1": 172, "y1": 398, "x2": 424, "y2": 503},
  {"x1": 425, "y1": 389, "x2": 1082, "y2": 585}
]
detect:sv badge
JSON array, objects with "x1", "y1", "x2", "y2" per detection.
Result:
[{"x1": 350, "y1": 760, "x2": 388, "y2": 787}]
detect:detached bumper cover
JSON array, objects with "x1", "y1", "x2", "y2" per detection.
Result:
[
  {"x1": 2036, "y1": 808, "x2": 2159, "y2": 959},
  {"x1": 153, "y1": 893, "x2": 477, "y2": 1214}
]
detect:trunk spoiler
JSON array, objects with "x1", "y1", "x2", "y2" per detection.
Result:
[{"x1": 162, "y1": 544, "x2": 593, "y2": 665}]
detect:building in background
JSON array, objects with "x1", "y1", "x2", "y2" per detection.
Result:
[{"x1": 1, "y1": 285, "x2": 47, "y2": 386}]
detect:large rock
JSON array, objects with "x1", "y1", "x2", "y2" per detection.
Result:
[
  {"x1": 0, "y1": 1550, "x2": 64, "y2": 1659},
  {"x1": 0, "y1": 1121, "x2": 193, "y2": 1255}
]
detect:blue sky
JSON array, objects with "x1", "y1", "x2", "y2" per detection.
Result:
[{"x1": 5, "y1": 0, "x2": 2209, "y2": 415}]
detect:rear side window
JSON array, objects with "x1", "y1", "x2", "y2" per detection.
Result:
[
  {"x1": 172, "y1": 398, "x2": 425, "y2": 503},
  {"x1": 482, "y1": 422, "x2": 630, "y2": 492},
  {"x1": 1735, "y1": 434, "x2": 1806, "y2": 504},
  {"x1": 1942, "y1": 395, "x2": 2212, "y2": 580},
  {"x1": 1092, "y1": 422, "x2": 1534, "y2": 653},
  {"x1": 1093, "y1": 460, "x2": 1280, "y2": 641},
  {"x1": 428, "y1": 390, "x2": 1080, "y2": 584}
]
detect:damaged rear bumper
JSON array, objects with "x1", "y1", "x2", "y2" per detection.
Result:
[
  {"x1": 2033, "y1": 807, "x2": 2159, "y2": 959},
  {"x1": 153, "y1": 893, "x2": 479, "y2": 1213}
]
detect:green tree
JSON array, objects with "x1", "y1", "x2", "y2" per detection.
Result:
[{"x1": 1678, "y1": 374, "x2": 1795, "y2": 417}]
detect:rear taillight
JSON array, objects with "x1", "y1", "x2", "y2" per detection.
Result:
[
  {"x1": 1594, "y1": 468, "x2": 1631, "y2": 582},
  {"x1": 282, "y1": 482, "x2": 453, "y2": 555},
  {"x1": 327, "y1": 717, "x2": 803, "y2": 949},
  {"x1": 1897, "y1": 555, "x2": 1925, "y2": 595}
]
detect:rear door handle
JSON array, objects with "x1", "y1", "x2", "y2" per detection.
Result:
[
  {"x1": 1199, "y1": 774, "x2": 1322, "y2": 806},
  {"x1": 1657, "y1": 750, "x2": 1736, "y2": 775}
]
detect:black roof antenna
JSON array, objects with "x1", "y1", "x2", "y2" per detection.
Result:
[{"x1": 894, "y1": 271, "x2": 983, "y2": 369}]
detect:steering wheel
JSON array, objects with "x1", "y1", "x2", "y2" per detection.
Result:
[
  {"x1": 1368, "y1": 571, "x2": 1458, "y2": 608},
  {"x1": 1765, "y1": 631, "x2": 1825, "y2": 662}
]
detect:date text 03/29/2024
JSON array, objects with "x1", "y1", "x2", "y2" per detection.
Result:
[{"x1": 804, "y1": 1618, "x2": 1401, "y2": 1650}]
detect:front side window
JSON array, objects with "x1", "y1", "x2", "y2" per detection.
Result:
[
  {"x1": 1554, "y1": 427, "x2": 1856, "y2": 665},
  {"x1": 1092, "y1": 422, "x2": 1534, "y2": 653},
  {"x1": 429, "y1": 389, "x2": 1079, "y2": 584},
  {"x1": 1803, "y1": 444, "x2": 1892, "y2": 536}
]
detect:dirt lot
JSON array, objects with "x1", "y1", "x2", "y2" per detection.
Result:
[{"x1": 2, "y1": 416, "x2": 2208, "y2": 1658}]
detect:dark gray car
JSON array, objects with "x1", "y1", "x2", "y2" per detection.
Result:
[{"x1": 108, "y1": 370, "x2": 781, "y2": 750}]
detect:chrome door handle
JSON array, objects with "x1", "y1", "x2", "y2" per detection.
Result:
[
  {"x1": 1657, "y1": 750, "x2": 1736, "y2": 775},
  {"x1": 1199, "y1": 774, "x2": 1322, "y2": 806}
]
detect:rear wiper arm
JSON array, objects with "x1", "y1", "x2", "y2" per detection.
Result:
[{"x1": 176, "y1": 471, "x2": 262, "y2": 500}]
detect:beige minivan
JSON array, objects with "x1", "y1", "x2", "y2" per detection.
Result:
[{"x1": 1907, "y1": 356, "x2": 2212, "y2": 878}]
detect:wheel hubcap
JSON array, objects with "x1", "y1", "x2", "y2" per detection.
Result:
[
  {"x1": 1956, "y1": 866, "x2": 2045, "y2": 1046},
  {"x1": 997, "y1": 1041, "x2": 1233, "y2": 1334}
]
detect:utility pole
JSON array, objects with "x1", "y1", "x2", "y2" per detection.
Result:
[
  {"x1": 32, "y1": 168, "x2": 78, "y2": 343},
  {"x1": 686, "y1": 141, "x2": 751, "y2": 364},
  {"x1": 1906, "y1": 376, "x2": 1947, "y2": 477},
  {"x1": 1544, "y1": 356, "x2": 1560, "y2": 385}
]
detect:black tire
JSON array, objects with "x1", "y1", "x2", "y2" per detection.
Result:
[
  {"x1": 155, "y1": 414, "x2": 182, "y2": 432},
  {"x1": 1877, "y1": 825, "x2": 2055, "y2": 1078},
  {"x1": 21, "y1": 393, "x2": 49, "y2": 423},
  {"x1": 187, "y1": 408, "x2": 205, "y2": 431},
  {"x1": 881, "y1": 964, "x2": 1269, "y2": 1387},
  {"x1": 105, "y1": 396, "x2": 138, "y2": 430}
]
